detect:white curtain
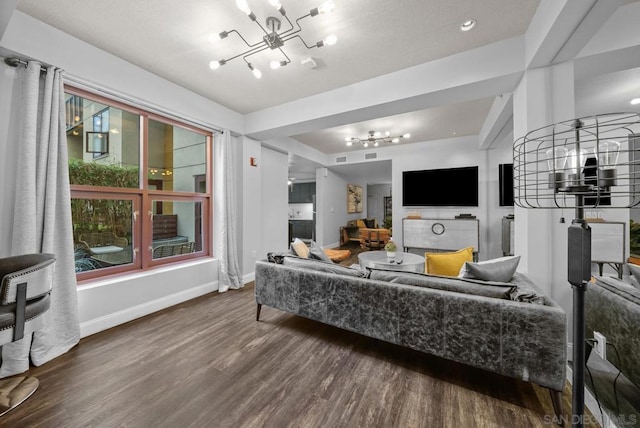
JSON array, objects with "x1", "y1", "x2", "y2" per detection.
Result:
[
  {"x1": 0, "y1": 61, "x2": 80, "y2": 377},
  {"x1": 214, "y1": 130, "x2": 242, "y2": 292}
]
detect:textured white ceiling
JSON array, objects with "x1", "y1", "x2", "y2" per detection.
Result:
[
  {"x1": 576, "y1": 67, "x2": 640, "y2": 117},
  {"x1": 293, "y1": 97, "x2": 495, "y2": 154},
  {"x1": 16, "y1": 0, "x2": 540, "y2": 115}
]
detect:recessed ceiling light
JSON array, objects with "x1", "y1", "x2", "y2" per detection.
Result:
[
  {"x1": 631, "y1": 98, "x2": 640, "y2": 105},
  {"x1": 460, "y1": 19, "x2": 476, "y2": 31}
]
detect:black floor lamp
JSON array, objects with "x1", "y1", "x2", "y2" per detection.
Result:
[{"x1": 513, "y1": 112, "x2": 640, "y2": 427}]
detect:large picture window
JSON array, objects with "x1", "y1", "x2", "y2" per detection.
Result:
[{"x1": 65, "y1": 88, "x2": 212, "y2": 281}]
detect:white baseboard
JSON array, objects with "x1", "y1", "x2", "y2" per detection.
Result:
[
  {"x1": 324, "y1": 241, "x2": 341, "y2": 249},
  {"x1": 80, "y1": 280, "x2": 218, "y2": 338},
  {"x1": 243, "y1": 272, "x2": 255, "y2": 284}
]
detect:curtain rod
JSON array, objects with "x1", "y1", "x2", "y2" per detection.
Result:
[
  {"x1": 4, "y1": 57, "x2": 48, "y2": 72},
  {"x1": 4, "y1": 56, "x2": 224, "y2": 135}
]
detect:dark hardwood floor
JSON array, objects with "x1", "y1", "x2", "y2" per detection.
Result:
[{"x1": 2, "y1": 249, "x2": 596, "y2": 427}]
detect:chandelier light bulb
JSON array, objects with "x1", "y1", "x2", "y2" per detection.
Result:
[
  {"x1": 374, "y1": 142, "x2": 379, "y2": 147},
  {"x1": 270, "y1": 60, "x2": 281, "y2": 70},
  {"x1": 345, "y1": 137, "x2": 352, "y2": 142},
  {"x1": 267, "y1": 0, "x2": 283, "y2": 10},
  {"x1": 209, "y1": 59, "x2": 226, "y2": 70},
  {"x1": 346, "y1": 141, "x2": 353, "y2": 146},
  {"x1": 210, "y1": 31, "x2": 228, "y2": 43},
  {"x1": 318, "y1": 0, "x2": 335, "y2": 14},
  {"x1": 236, "y1": 0, "x2": 252, "y2": 15},
  {"x1": 373, "y1": 131, "x2": 381, "y2": 137},
  {"x1": 568, "y1": 148, "x2": 587, "y2": 171},
  {"x1": 545, "y1": 146, "x2": 568, "y2": 171},
  {"x1": 392, "y1": 138, "x2": 399, "y2": 143},
  {"x1": 596, "y1": 140, "x2": 620, "y2": 169},
  {"x1": 385, "y1": 131, "x2": 391, "y2": 137},
  {"x1": 631, "y1": 98, "x2": 640, "y2": 105},
  {"x1": 247, "y1": 63, "x2": 262, "y2": 79},
  {"x1": 323, "y1": 34, "x2": 338, "y2": 46},
  {"x1": 403, "y1": 133, "x2": 411, "y2": 138},
  {"x1": 363, "y1": 142, "x2": 369, "y2": 148}
]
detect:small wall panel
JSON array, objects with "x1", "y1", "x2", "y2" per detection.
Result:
[{"x1": 589, "y1": 221, "x2": 625, "y2": 264}]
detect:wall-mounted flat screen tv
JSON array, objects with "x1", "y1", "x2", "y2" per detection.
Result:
[{"x1": 402, "y1": 166, "x2": 478, "y2": 206}]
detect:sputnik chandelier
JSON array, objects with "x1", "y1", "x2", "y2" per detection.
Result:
[
  {"x1": 345, "y1": 130, "x2": 411, "y2": 147},
  {"x1": 209, "y1": 0, "x2": 337, "y2": 79}
]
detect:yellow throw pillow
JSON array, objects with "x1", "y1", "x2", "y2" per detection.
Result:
[
  {"x1": 356, "y1": 219, "x2": 367, "y2": 228},
  {"x1": 425, "y1": 247, "x2": 474, "y2": 277},
  {"x1": 291, "y1": 238, "x2": 310, "y2": 258}
]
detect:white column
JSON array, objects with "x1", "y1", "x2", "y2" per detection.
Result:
[{"x1": 513, "y1": 61, "x2": 575, "y2": 311}]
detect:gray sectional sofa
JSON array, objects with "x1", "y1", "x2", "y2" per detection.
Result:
[
  {"x1": 585, "y1": 275, "x2": 640, "y2": 418},
  {"x1": 254, "y1": 256, "x2": 568, "y2": 418}
]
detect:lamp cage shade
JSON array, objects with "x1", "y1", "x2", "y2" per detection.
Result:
[{"x1": 513, "y1": 112, "x2": 640, "y2": 209}]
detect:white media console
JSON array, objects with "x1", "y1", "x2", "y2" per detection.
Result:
[{"x1": 402, "y1": 217, "x2": 480, "y2": 260}]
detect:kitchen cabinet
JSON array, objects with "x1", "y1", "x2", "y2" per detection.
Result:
[
  {"x1": 289, "y1": 182, "x2": 315, "y2": 203},
  {"x1": 290, "y1": 220, "x2": 313, "y2": 240}
]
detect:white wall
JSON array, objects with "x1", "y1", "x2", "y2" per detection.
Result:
[
  {"x1": 242, "y1": 136, "x2": 262, "y2": 278},
  {"x1": 0, "y1": 0, "x2": 17, "y2": 41},
  {"x1": 79, "y1": 259, "x2": 217, "y2": 337},
  {"x1": 260, "y1": 146, "x2": 288, "y2": 255},
  {"x1": 486, "y1": 131, "x2": 516, "y2": 259},
  {"x1": 316, "y1": 168, "x2": 353, "y2": 248},
  {"x1": 389, "y1": 136, "x2": 496, "y2": 260}
]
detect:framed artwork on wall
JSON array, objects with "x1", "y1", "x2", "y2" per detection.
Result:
[{"x1": 347, "y1": 184, "x2": 363, "y2": 213}]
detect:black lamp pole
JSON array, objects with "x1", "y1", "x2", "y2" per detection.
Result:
[
  {"x1": 566, "y1": 119, "x2": 591, "y2": 428},
  {"x1": 568, "y1": 218, "x2": 590, "y2": 427}
]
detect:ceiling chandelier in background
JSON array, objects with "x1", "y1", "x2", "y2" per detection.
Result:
[
  {"x1": 345, "y1": 130, "x2": 411, "y2": 147},
  {"x1": 209, "y1": 0, "x2": 337, "y2": 79}
]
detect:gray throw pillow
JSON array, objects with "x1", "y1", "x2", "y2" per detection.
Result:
[
  {"x1": 368, "y1": 269, "x2": 514, "y2": 299},
  {"x1": 459, "y1": 255, "x2": 521, "y2": 283},
  {"x1": 307, "y1": 240, "x2": 334, "y2": 263}
]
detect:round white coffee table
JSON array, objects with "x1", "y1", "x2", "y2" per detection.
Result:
[{"x1": 358, "y1": 251, "x2": 425, "y2": 273}]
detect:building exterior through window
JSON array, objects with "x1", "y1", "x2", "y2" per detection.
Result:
[{"x1": 65, "y1": 88, "x2": 212, "y2": 281}]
